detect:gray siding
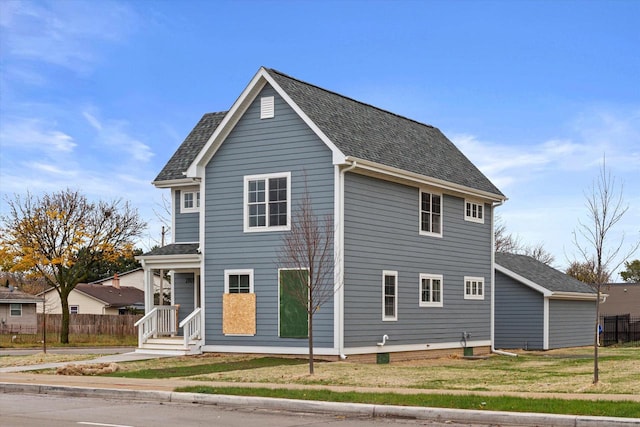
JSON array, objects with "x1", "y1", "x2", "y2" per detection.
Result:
[
  {"x1": 203, "y1": 85, "x2": 335, "y2": 347},
  {"x1": 494, "y1": 271, "x2": 544, "y2": 349},
  {"x1": 549, "y1": 299, "x2": 595, "y2": 349},
  {"x1": 343, "y1": 173, "x2": 493, "y2": 348},
  {"x1": 174, "y1": 190, "x2": 199, "y2": 243},
  {"x1": 173, "y1": 272, "x2": 195, "y2": 326}
]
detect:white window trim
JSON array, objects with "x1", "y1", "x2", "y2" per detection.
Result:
[
  {"x1": 382, "y1": 270, "x2": 398, "y2": 321},
  {"x1": 224, "y1": 269, "x2": 255, "y2": 294},
  {"x1": 9, "y1": 303, "x2": 22, "y2": 317},
  {"x1": 70, "y1": 305, "x2": 79, "y2": 314},
  {"x1": 464, "y1": 276, "x2": 485, "y2": 300},
  {"x1": 260, "y1": 96, "x2": 275, "y2": 119},
  {"x1": 419, "y1": 273, "x2": 444, "y2": 308},
  {"x1": 180, "y1": 187, "x2": 200, "y2": 214},
  {"x1": 243, "y1": 172, "x2": 291, "y2": 233},
  {"x1": 464, "y1": 199, "x2": 485, "y2": 224},
  {"x1": 419, "y1": 189, "x2": 443, "y2": 238}
]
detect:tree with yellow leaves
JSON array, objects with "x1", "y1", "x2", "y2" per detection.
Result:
[{"x1": 0, "y1": 189, "x2": 145, "y2": 343}]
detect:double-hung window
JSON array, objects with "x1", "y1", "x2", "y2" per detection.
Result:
[
  {"x1": 465, "y1": 200, "x2": 484, "y2": 223},
  {"x1": 181, "y1": 188, "x2": 200, "y2": 213},
  {"x1": 10, "y1": 303, "x2": 22, "y2": 317},
  {"x1": 244, "y1": 172, "x2": 291, "y2": 232},
  {"x1": 419, "y1": 274, "x2": 443, "y2": 307},
  {"x1": 420, "y1": 191, "x2": 442, "y2": 237},
  {"x1": 382, "y1": 271, "x2": 398, "y2": 321},
  {"x1": 464, "y1": 276, "x2": 484, "y2": 300}
]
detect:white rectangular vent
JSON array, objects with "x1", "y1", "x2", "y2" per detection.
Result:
[{"x1": 260, "y1": 96, "x2": 274, "y2": 119}]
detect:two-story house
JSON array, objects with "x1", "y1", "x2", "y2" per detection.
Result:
[{"x1": 136, "y1": 67, "x2": 506, "y2": 358}]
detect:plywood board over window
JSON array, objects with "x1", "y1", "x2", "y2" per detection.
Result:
[{"x1": 222, "y1": 293, "x2": 256, "y2": 335}]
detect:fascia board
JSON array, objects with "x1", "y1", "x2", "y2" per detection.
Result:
[
  {"x1": 549, "y1": 292, "x2": 598, "y2": 301},
  {"x1": 138, "y1": 254, "x2": 201, "y2": 270},
  {"x1": 495, "y1": 263, "x2": 552, "y2": 296},
  {"x1": 346, "y1": 157, "x2": 506, "y2": 203},
  {"x1": 0, "y1": 299, "x2": 41, "y2": 304},
  {"x1": 152, "y1": 178, "x2": 200, "y2": 189}
]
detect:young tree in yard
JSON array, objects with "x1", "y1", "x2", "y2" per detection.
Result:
[
  {"x1": 620, "y1": 259, "x2": 640, "y2": 283},
  {"x1": 278, "y1": 189, "x2": 337, "y2": 375},
  {"x1": 572, "y1": 160, "x2": 639, "y2": 384},
  {"x1": 0, "y1": 189, "x2": 145, "y2": 344}
]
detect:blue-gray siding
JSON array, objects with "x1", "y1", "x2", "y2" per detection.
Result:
[
  {"x1": 494, "y1": 271, "x2": 544, "y2": 349},
  {"x1": 173, "y1": 272, "x2": 195, "y2": 326},
  {"x1": 203, "y1": 85, "x2": 335, "y2": 347},
  {"x1": 174, "y1": 190, "x2": 199, "y2": 243},
  {"x1": 343, "y1": 173, "x2": 493, "y2": 348},
  {"x1": 549, "y1": 299, "x2": 595, "y2": 348}
]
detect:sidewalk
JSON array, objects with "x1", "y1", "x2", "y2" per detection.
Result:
[{"x1": 1, "y1": 352, "x2": 639, "y2": 426}]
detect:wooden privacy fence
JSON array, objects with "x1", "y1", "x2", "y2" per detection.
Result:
[{"x1": 36, "y1": 314, "x2": 142, "y2": 336}]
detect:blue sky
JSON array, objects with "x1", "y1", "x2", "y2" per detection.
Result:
[{"x1": 1, "y1": 0, "x2": 638, "y2": 277}]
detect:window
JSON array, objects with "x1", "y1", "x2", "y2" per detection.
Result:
[
  {"x1": 382, "y1": 271, "x2": 398, "y2": 321},
  {"x1": 464, "y1": 276, "x2": 484, "y2": 300},
  {"x1": 465, "y1": 200, "x2": 484, "y2": 223},
  {"x1": 70, "y1": 305, "x2": 79, "y2": 314},
  {"x1": 9, "y1": 303, "x2": 22, "y2": 317},
  {"x1": 260, "y1": 96, "x2": 275, "y2": 119},
  {"x1": 224, "y1": 270, "x2": 254, "y2": 294},
  {"x1": 420, "y1": 191, "x2": 442, "y2": 236},
  {"x1": 181, "y1": 189, "x2": 200, "y2": 213},
  {"x1": 244, "y1": 172, "x2": 291, "y2": 232},
  {"x1": 420, "y1": 274, "x2": 443, "y2": 307}
]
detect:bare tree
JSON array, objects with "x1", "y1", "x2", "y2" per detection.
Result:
[
  {"x1": 572, "y1": 159, "x2": 639, "y2": 384},
  {"x1": 495, "y1": 215, "x2": 556, "y2": 265},
  {"x1": 278, "y1": 187, "x2": 337, "y2": 375},
  {"x1": 0, "y1": 189, "x2": 146, "y2": 343}
]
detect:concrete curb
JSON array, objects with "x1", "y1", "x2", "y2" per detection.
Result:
[{"x1": 1, "y1": 382, "x2": 639, "y2": 427}]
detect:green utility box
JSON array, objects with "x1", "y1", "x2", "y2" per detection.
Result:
[
  {"x1": 463, "y1": 347, "x2": 474, "y2": 357},
  {"x1": 376, "y1": 352, "x2": 390, "y2": 364}
]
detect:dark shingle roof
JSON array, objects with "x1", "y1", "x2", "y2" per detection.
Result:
[
  {"x1": 267, "y1": 69, "x2": 503, "y2": 197},
  {"x1": 143, "y1": 243, "x2": 200, "y2": 256},
  {"x1": 154, "y1": 112, "x2": 227, "y2": 182},
  {"x1": 495, "y1": 252, "x2": 596, "y2": 294},
  {"x1": 75, "y1": 284, "x2": 144, "y2": 307},
  {"x1": 154, "y1": 68, "x2": 503, "y2": 197},
  {"x1": 0, "y1": 287, "x2": 41, "y2": 303}
]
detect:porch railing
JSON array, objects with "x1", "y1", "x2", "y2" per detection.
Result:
[
  {"x1": 134, "y1": 305, "x2": 179, "y2": 345},
  {"x1": 179, "y1": 307, "x2": 202, "y2": 350}
]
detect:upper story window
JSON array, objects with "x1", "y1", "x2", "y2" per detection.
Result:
[
  {"x1": 244, "y1": 172, "x2": 291, "y2": 232},
  {"x1": 382, "y1": 270, "x2": 398, "y2": 321},
  {"x1": 420, "y1": 274, "x2": 443, "y2": 307},
  {"x1": 465, "y1": 200, "x2": 484, "y2": 224},
  {"x1": 225, "y1": 270, "x2": 254, "y2": 294},
  {"x1": 181, "y1": 188, "x2": 200, "y2": 213},
  {"x1": 464, "y1": 276, "x2": 484, "y2": 300},
  {"x1": 420, "y1": 191, "x2": 442, "y2": 237}
]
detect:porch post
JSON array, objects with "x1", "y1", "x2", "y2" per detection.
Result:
[{"x1": 144, "y1": 267, "x2": 154, "y2": 312}]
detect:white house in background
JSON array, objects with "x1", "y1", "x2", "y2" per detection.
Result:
[{"x1": 89, "y1": 268, "x2": 170, "y2": 294}]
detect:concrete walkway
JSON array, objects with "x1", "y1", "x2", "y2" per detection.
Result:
[{"x1": 1, "y1": 352, "x2": 639, "y2": 426}]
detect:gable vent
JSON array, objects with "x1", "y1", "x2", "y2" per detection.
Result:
[{"x1": 260, "y1": 96, "x2": 275, "y2": 119}]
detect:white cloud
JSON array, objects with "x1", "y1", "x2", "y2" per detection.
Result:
[
  {"x1": 0, "y1": 117, "x2": 77, "y2": 153},
  {"x1": 83, "y1": 110, "x2": 154, "y2": 162},
  {"x1": 27, "y1": 162, "x2": 79, "y2": 177}
]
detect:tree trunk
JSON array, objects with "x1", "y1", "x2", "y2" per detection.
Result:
[
  {"x1": 308, "y1": 310, "x2": 314, "y2": 375},
  {"x1": 60, "y1": 292, "x2": 70, "y2": 344}
]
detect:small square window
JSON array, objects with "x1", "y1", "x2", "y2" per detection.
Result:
[
  {"x1": 225, "y1": 270, "x2": 254, "y2": 294},
  {"x1": 464, "y1": 276, "x2": 485, "y2": 300},
  {"x1": 10, "y1": 303, "x2": 22, "y2": 316},
  {"x1": 464, "y1": 200, "x2": 484, "y2": 224},
  {"x1": 180, "y1": 188, "x2": 200, "y2": 213},
  {"x1": 70, "y1": 305, "x2": 79, "y2": 314},
  {"x1": 420, "y1": 274, "x2": 443, "y2": 307}
]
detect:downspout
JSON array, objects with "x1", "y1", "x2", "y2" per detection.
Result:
[
  {"x1": 337, "y1": 160, "x2": 357, "y2": 360},
  {"x1": 490, "y1": 199, "x2": 517, "y2": 357}
]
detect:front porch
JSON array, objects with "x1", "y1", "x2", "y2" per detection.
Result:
[{"x1": 135, "y1": 243, "x2": 204, "y2": 355}]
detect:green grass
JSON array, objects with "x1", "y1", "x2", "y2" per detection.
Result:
[
  {"x1": 105, "y1": 357, "x2": 307, "y2": 379},
  {"x1": 174, "y1": 386, "x2": 640, "y2": 418}
]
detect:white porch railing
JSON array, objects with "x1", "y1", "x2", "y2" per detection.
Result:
[
  {"x1": 134, "y1": 305, "x2": 179, "y2": 345},
  {"x1": 179, "y1": 307, "x2": 202, "y2": 350}
]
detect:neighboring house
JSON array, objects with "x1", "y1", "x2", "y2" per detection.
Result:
[
  {"x1": 0, "y1": 286, "x2": 41, "y2": 334},
  {"x1": 600, "y1": 283, "x2": 640, "y2": 317},
  {"x1": 89, "y1": 268, "x2": 170, "y2": 295},
  {"x1": 136, "y1": 67, "x2": 506, "y2": 357},
  {"x1": 40, "y1": 283, "x2": 144, "y2": 315},
  {"x1": 494, "y1": 252, "x2": 597, "y2": 350}
]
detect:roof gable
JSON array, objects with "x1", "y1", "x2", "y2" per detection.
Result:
[
  {"x1": 156, "y1": 67, "x2": 504, "y2": 199},
  {"x1": 495, "y1": 252, "x2": 596, "y2": 295}
]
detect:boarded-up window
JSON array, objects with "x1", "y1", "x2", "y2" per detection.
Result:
[
  {"x1": 223, "y1": 270, "x2": 255, "y2": 335},
  {"x1": 279, "y1": 269, "x2": 308, "y2": 338}
]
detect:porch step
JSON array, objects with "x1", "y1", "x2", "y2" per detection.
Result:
[{"x1": 136, "y1": 336, "x2": 202, "y2": 356}]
